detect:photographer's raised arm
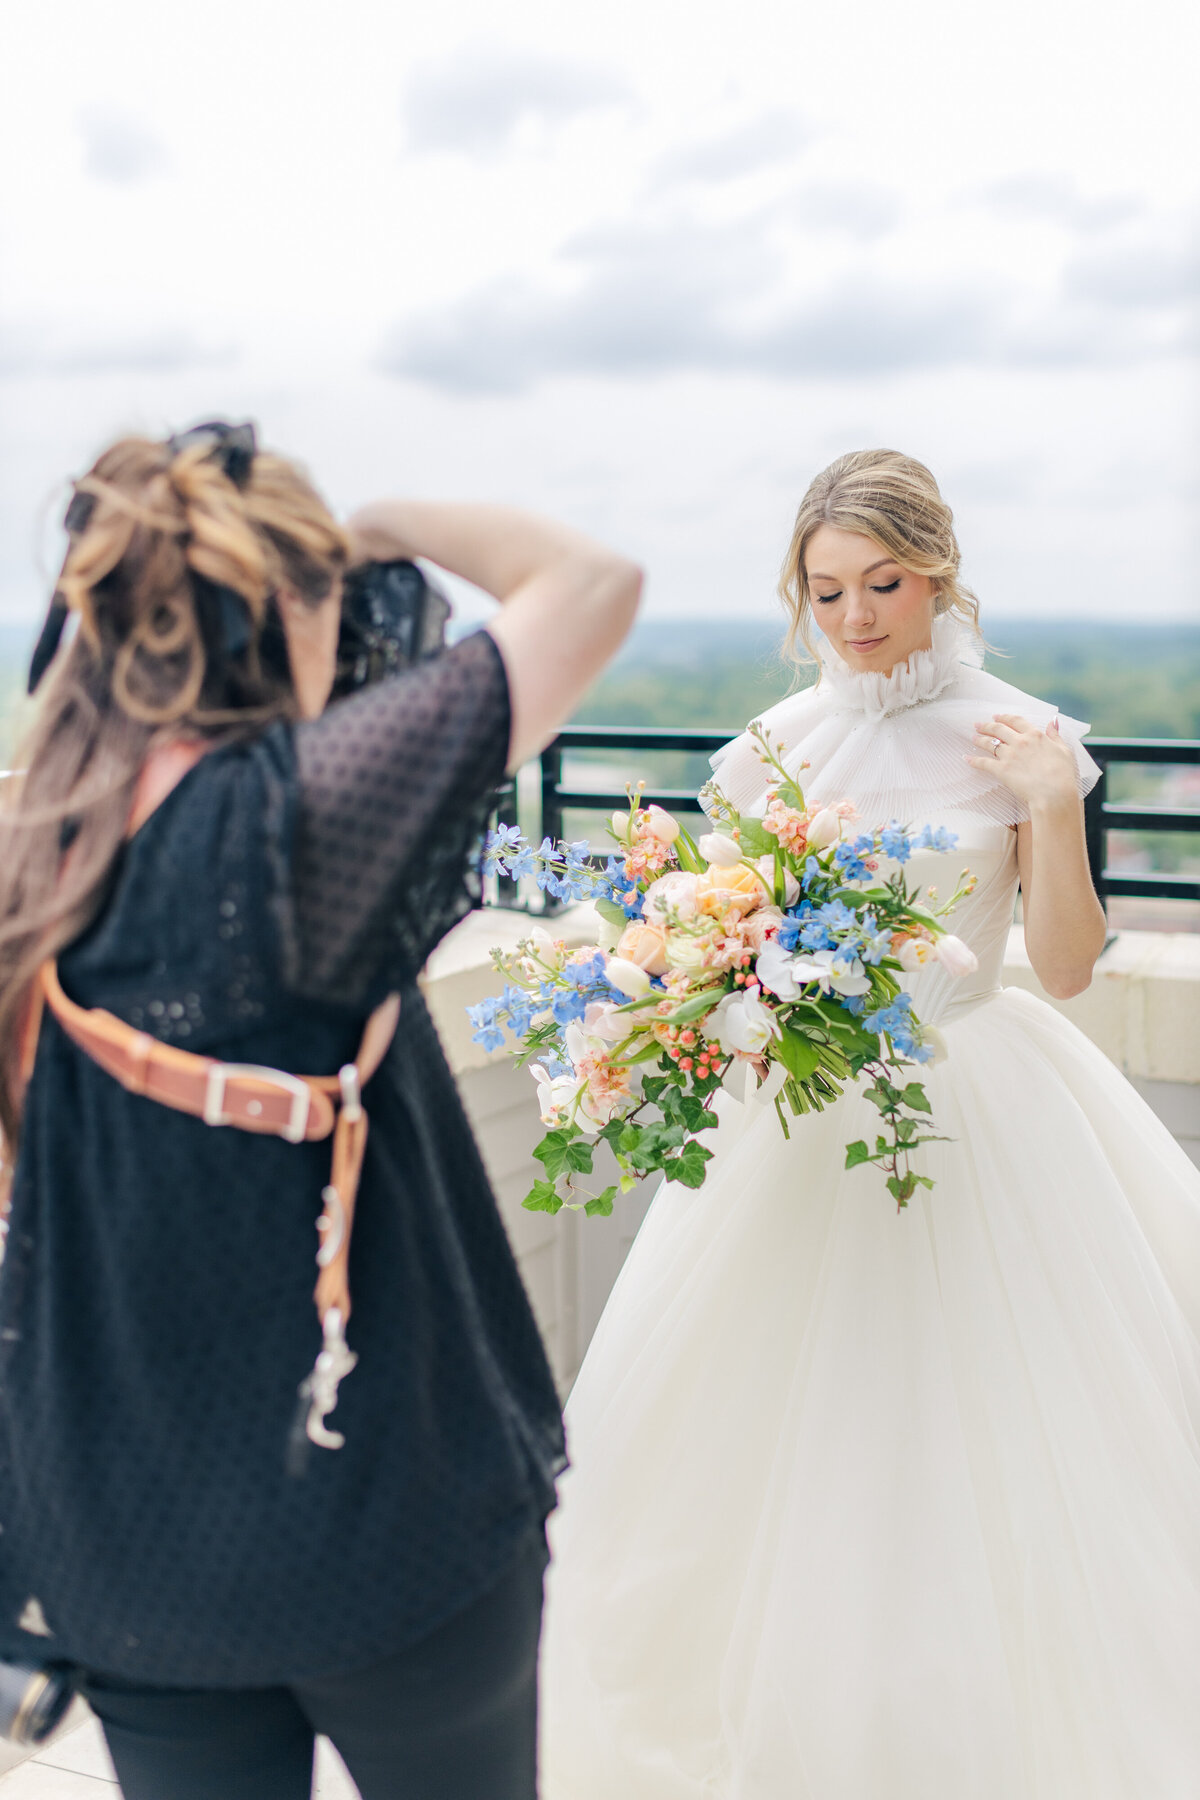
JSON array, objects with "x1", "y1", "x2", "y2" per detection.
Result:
[{"x1": 346, "y1": 500, "x2": 643, "y2": 770}]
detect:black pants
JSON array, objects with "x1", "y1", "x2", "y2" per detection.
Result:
[{"x1": 77, "y1": 1528, "x2": 548, "y2": 1800}]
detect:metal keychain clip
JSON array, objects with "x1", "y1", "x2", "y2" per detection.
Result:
[{"x1": 299, "y1": 1308, "x2": 358, "y2": 1450}]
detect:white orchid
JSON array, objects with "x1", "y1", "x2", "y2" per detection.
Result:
[
  {"x1": 713, "y1": 989, "x2": 782, "y2": 1057},
  {"x1": 755, "y1": 938, "x2": 806, "y2": 1001},
  {"x1": 794, "y1": 949, "x2": 872, "y2": 998},
  {"x1": 530, "y1": 1064, "x2": 583, "y2": 1126}
]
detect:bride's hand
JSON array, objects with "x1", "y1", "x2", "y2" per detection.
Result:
[{"x1": 966, "y1": 712, "x2": 1078, "y2": 810}]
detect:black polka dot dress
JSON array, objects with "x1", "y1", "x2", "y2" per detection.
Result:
[{"x1": 0, "y1": 631, "x2": 565, "y2": 1687}]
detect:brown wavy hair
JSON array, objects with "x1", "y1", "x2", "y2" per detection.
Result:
[
  {"x1": 0, "y1": 431, "x2": 349, "y2": 1150},
  {"x1": 778, "y1": 448, "x2": 982, "y2": 663}
]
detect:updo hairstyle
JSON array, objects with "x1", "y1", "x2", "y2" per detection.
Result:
[
  {"x1": 778, "y1": 449, "x2": 981, "y2": 663},
  {"x1": 55, "y1": 433, "x2": 350, "y2": 727}
]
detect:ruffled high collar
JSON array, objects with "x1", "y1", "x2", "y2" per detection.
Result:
[{"x1": 815, "y1": 613, "x2": 981, "y2": 720}]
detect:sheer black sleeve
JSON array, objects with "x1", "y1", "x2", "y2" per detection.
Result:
[{"x1": 284, "y1": 629, "x2": 510, "y2": 1007}]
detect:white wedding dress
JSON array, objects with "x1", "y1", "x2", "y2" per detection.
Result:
[{"x1": 540, "y1": 618, "x2": 1200, "y2": 1800}]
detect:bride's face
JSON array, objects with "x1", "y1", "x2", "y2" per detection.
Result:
[{"x1": 804, "y1": 525, "x2": 937, "y2": 674}]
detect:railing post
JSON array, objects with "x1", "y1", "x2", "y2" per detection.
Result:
[
  {"x1": 1083, "y1": 753, "x2": 1107, "y2": 913},
  {"x1": 540, "y1": 739, "x2": 565, "y2": 915}
]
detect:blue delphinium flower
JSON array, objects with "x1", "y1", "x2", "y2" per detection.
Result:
[
  {"x1": 831, "y1": 837, "x2": 874, "y2": 881},
  {"x1": 551, "y1": 989, "x2": 589, "y2": 1026},
  {"x1": 466, "y1": 994, "x2": 508, "y2": 1053},
  {"x1": 862, "y1": 995, "x2": 917, "y2": 1047},
  {"x1": 484, "y1": 824, "x2": 524, "y2": 871},
  {"x1": 600, "y1": 854, "x2": 644, "y2": 919},
  {"x1": 880, "y1": 823, "x2": 912, "y2": 863},
  {"x1": 775, "y1": 911, "x2": 803, "y2": 953},
  {"x1": 505, "y1": 842, "x2": 539, "y2": 881},
  {"x1": 914, "y1": 824, "x2": 958, "y2": 853},
  {"x1": 857, "y1": 912, "x2": 893, "y2": 966}
]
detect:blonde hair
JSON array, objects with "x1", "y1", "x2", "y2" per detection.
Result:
[
  {"x1": 0, "y1": 429, "x2": 349, "y2": 1147},
  {"x1": 778, "y1": 449, "x2": 981, "y2": 663}
]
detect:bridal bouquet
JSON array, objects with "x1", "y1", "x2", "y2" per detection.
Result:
[{"x1": 469, "y1": 724, "x2": 977, "y2": 1216}]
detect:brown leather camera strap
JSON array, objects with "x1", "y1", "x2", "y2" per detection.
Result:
[
  {"x1": 4, "y1": 738, "x2": 401, "y2": 1453},
  {"x1": 37, "y1": 962, "x2": 400, "y2": 1449}
]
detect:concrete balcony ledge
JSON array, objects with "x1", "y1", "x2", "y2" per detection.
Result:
[{"x1": 426, "y1": 904, "x2": 1200, "y2": 1093}]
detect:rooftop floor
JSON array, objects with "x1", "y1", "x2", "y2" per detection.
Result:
[{"x1": 0, "y1": 1711, "x2": 357, "y2": 1797}]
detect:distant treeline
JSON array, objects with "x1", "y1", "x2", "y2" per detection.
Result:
[
  {"x1": 1, "y1": 618, "x2": 1197, "y2": 765},
  {"x1": 574, "y1": 618, "x2": 1200, "y2": 741}
]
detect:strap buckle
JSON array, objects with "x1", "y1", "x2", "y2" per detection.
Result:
[{"x1": 202, "y1": 1062, "x2": 312, "y2": 1143}]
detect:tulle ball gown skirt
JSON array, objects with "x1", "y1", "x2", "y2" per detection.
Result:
[{"x1": 539, "y1": 987, "x2": 1200, "y2": 1799}]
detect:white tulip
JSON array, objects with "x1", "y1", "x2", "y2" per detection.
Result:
[
  {"x1": 611, "y1": 811, "x2": 632, "y2": 843},
  {"x1": 698, "y1": 831, "x2": 744, "y2": 867},
  {"x1": 933, "y1": 934, "x2": 978, "y2": 978},
  {"x1": 806, "y1": 808, "x2": 842, "y2": 850},
  {"x1": 920, "y1": 1025, "x2": 948, "y2": 1065},
  {"x1": 582, "y1": 1002, "x2": 633, "y2": 1043},
  {"x1": 896, "y1": 937, "x2": 937, "y2": 972},
  {"x1": 643, "y1": 805, "x2": 682, "y2": 845},
  {"x1": 605, "y1": 956, "x2": 652, "y2": 999}
]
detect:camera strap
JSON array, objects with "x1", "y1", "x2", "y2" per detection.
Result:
[{"x1": 7, "y1": 738, "x2": 400, "y2": 1455}]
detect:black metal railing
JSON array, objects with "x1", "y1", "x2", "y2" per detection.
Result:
[{"x1": 495, "y1": 727, "x2": 1200, "y2": 914}]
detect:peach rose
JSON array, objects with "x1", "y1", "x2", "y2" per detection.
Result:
[
  {"x1": 616, "y1": 919, "x2": 670, "y2": 976},
  {"x1": 642, "y1": 871, "x2": 699, "y2": 924},
  {"x1": 742, "y1": 905, "x2": 783, "y2": 953},
  {"x1": 695, "y1": 861, "x2": 768, "y2": 917}
]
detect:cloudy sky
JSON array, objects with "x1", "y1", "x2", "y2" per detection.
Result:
[{"x1": 1, "y1": 0, "x2": 1196, "y2": 634}]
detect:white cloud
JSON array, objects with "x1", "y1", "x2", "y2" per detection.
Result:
[
  {"x1": 401, "y1": 43, "x2": 632, "y2": 156},
  {"x1": 649, "y1": 111, "x2": 814, "y2": 186},
  {"x1": 77, "y1": 105, "x2": 168, "y2": 183}
]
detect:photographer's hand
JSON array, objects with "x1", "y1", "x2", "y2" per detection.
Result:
[{"x1": 344, "y1": 500, "x2": 642, "y2": 770}]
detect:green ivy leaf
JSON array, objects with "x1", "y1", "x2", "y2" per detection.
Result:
[
  {"x1": 900, "y1": 1083, "x2": 932, "y2": 1112},
  {"x1": 534, "y1": 1131, "x2": 593, "y2": 1179},
  {"x1": 844, "y1": 1140, "x2": 871, "y2": 1169},
  {"x1": 564, "y1": 1138, "x2": 595, "y2": 1173},
  {"x1": 584, "y1": 1186, "x2": 617, "y2": 1217},
  {"x1": 679, "y1": 1095, "x2": 719, "y2": 1132},
  {"x1": 640, "y1": 1075, "x2": 668, "y2": 1104},
  {"x1": 887, "y1": 1172, "x2": 917, "y2": 1207},
  {"x1": 523, "y1": 1179, "x2": 564, "y2": 1214},
  {"x1": 665, "y1": 1140, "x2": 714, "y2": 1188}
]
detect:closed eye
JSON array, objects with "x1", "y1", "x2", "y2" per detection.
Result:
[
  {"x1": 814, "y1": 591, "x2": 841, "y2": 604},
  {"x1": 870, "y1": 580, "x2": 901, "y2": 594}
]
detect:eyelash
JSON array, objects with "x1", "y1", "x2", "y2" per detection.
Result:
[{"x1": 813, "y1": 579, "x2": 901, "y2": 604}]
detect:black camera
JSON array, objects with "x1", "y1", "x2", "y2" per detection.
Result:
[
  {"x1": 0, "y1": 1660, "x2": 74, "y2": 1746},
  {"x1": 332, "y1": 559, "x2": 451, "y2": 699}
]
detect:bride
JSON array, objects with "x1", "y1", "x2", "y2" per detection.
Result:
[{"x1": 539, "y1": 450, "x2": 1200, "y2": 1799}]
